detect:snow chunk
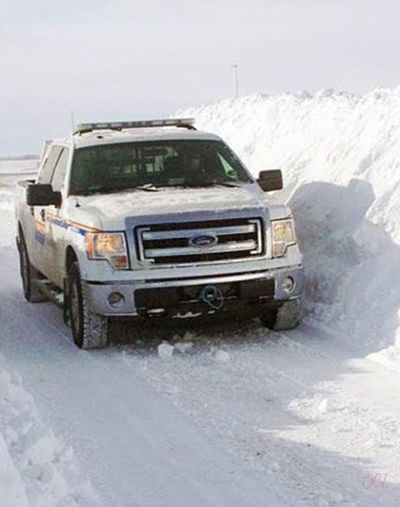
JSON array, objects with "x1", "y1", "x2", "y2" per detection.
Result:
[
  {"x1": 328, "y1": 491, "x2": 344, "y2": 503},
  {"x1": 317, "y1": 398, "x2": 330, "y2": 414},
  {"x1": 183, "y1": 331, "x2": 195, "y2": 342},
  {"x1": 214, "y1": 349, "x2": 230, "y2": 364},
  {"x1": 271, "y1": 462, "x2": 280, "y2": 472},
  {"x1": 158, "y1": 342, "x2": 174, "y2": 360},
  {"x1": 174, "y1": 342, "x2": 193, "y2": 354}
]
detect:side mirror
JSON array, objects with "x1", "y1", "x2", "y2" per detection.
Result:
[
  {"x1": 257, "y1": 169, "x2": 283, "y2": 192},
  {"x1": 26, "y1": 184, "x2": 62, "y2": 207}
]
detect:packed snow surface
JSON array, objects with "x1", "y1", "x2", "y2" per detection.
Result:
[{"x1": 2, "y1": 87, "x2": 400, "y2": 506}]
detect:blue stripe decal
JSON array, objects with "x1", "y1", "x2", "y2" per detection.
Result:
[
  {"x1": 48, "y1": 218, "x2": 87, "y2": 236},
  {"x1": 35, "y1": 231, "x2": 46, "y2": 244},
  {"x1": 50, "y1": 218, "x2": 68, "y2": 229}
]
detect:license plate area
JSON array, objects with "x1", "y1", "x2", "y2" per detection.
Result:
[{"x1": 134, "y1": 278, "x2": 274, "y2": 311}]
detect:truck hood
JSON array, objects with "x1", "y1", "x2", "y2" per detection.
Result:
[{"x1": 74, "y1": 184, "x2": 292, "y2": 230}]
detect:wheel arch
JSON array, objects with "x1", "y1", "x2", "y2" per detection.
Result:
[
  {"x1": 65, "y1": 245, "x2": 78, "y2": 274},
  {"x1": 17, "y1": 221, "x2": 29, "y2": 255},
  {"x1": 17, "y1": 221, "x2": 26, "y2": 242}
]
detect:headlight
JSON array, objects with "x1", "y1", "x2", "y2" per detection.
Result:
[
  {"x1": 85, "y1": 232, "x2": 129, "y2": 269},
  {"x1": 271, "y1": 218, "x2": 296, "y2": 257}
]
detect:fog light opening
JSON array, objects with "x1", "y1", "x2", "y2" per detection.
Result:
[
  {"x1": 282, "y1": 276, "x2": 295, "y2": 294},
  {"x1": 108, "y1": 292, "x2": 125, "y2": 308}
]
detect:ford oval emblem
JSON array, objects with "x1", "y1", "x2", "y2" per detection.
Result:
[{"x1": 189, "y1": 234, "x2": 218, "y2": 248}]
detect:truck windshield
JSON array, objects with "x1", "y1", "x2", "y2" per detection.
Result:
[{"x1": 69, "y1": 140, "x2": 252, "y2": 195}]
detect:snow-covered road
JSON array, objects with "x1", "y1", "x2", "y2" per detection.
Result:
[
  {"x1": 1, "y1": 171, "x2": 399, "y2": 507},
  {"x1": 2, "y1": 86, "x2": 400, "y2": 506},
  {"x1": 2, "y1": 206, "x2": 400, "y2": 506}
]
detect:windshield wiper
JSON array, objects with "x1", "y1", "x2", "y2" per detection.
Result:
[
  {"x1": 133, "y1": 184, "x2": 160, "y2": 192},
  {"x1": 214, "y1": 181, "x2": 243, "y2": 188},
  {"x1": 178, "y1": 180, "x2": 244, "y2": 188},
  {"x1": 81, "y1": 184, "x2": 160, "y2": 195}
]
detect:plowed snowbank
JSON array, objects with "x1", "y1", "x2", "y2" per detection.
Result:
[
  {"x1": 0, "y1": 164, "x2": 97, "y2": 506},
  {"x1": 0, "y1": 355, "x2": 97, "y2": 507},
  {"x1": 181, "y1": 87, "x2": 400, "y2": 367}
]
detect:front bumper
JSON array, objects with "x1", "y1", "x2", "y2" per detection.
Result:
[{"x1": 83, "y1": 265, "x2": 305, "y2": 318}]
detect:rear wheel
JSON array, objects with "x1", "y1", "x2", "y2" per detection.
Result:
[
  {"x1": 67, "y1": 261, "x2": 109, "y2": 349},
  {"x1": 18, "y1": 232, "x2": 48, "y2": 303},
  {"x1": 261, "y1": 299, "x2": 303, "y2": 331}
]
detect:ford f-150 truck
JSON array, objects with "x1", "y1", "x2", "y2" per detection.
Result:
[{"x1": 16, "y1": 118, "x2": 304, "y2": 349}]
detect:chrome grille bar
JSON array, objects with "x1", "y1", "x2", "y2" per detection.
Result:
[
  {"x1": 145, "y1": 240, "x2": 257, "y2": 258},
  {"x1": 142, "y1": 224, "x2": 256, "y2": 241}
]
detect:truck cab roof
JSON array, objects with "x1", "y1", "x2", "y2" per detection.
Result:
[
  {"x1": 71, "y1": 127, "x2": 222, "y2": 149},
  {"x1": 50, "y1": 119, "x2": 222, "y2": 151}
]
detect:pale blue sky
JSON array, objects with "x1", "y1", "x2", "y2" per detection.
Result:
[{"x1": 1, "y1": 0, "x2": 400, "y2": 155}]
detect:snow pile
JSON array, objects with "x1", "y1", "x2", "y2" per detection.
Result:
[
  {"x1": 0, "y1": 354, "x2": 98, "y2": 507},
  {"x1": 181, "y1": 87, "x2": 400, "y2": 366}
]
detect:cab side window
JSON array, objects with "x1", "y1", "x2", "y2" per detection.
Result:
[
  {"x1": 51, "y1": 148, "x2": 70, "y2": 192},
  {"x1": 38, "y1": 146, "x2": 62, "y2": 184}
]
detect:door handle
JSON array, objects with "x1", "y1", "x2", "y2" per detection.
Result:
[{"x1": 40, "y1": 209, "x2": 46, "y2": 221}]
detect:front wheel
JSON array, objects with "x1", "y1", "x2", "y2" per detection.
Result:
[
  {"x1": 67, "y1": 261, "x2": 109, "y2": 349},
  {"x1": 260, "y1": 299, "x2": 303, "y2": 331}
]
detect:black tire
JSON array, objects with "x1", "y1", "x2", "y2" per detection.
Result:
[
  {"x1": 67, "y1": 261, "x2": 109, "y2": 349},
  {"x1": 18, "y1": 232, "x2": 48, "y2": 303},
  {"x1": 261, "y1": 299, "x2": 303, "y2": 331}
]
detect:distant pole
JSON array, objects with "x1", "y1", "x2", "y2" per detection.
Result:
[
  {"x1": 231, "y1": 64, "x2": 239, "y2": 98},
  {"x1": 70, "y1": 109, "x2": 75, "y2": 131}
]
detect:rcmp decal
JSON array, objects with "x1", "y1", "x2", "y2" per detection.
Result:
[
  {"x1": 37, "y1": 212, "x2": 102, "y2": 238},
  {"x1": 34, "y1": 220, "x2": 48, "y2": 244}
]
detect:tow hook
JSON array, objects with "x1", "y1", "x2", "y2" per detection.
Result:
[{"x1": 198, "y1": 285, "x2": 224, "y2": 310}]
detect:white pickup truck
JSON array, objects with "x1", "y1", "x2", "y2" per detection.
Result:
[{"x1": 16, "y1": 119, "x2": 304, "y2": 349}]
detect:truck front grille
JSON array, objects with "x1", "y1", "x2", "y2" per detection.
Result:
[{"x1": 135, "y1": 218, "x2": 264, "y2": 265}]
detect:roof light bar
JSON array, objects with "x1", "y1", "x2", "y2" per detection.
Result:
[{"x1": 73, "y1": 118, "x2": 196, "y2": 135}]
